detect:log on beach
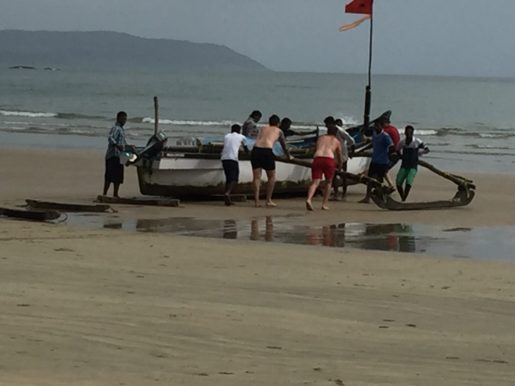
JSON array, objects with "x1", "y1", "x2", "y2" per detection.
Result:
[
  {"x1": 26, "y1": 199, "x2": 114, "y2": 213},
  {"x1": 96, "y1": 195, "x2": 180, "y2": 207},
  {"x1": 0, "y1": 207, "x2": 61, "y2": 222}
]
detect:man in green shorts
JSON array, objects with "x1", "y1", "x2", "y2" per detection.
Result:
[{"x1": 396, "y1": 125, "x2": 429, "y2": 201}]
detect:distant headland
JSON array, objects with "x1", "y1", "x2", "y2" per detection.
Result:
[{"x1": 0, "y1": 30, "x2": 268, "y2": 72}]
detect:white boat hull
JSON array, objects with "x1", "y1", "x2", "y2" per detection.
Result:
[{"x1": 136, "y1": 154, "x2": 370, "y2": 198}]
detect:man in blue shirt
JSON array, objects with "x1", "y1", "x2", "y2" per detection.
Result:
[
  {"x1": 359, "y1": 116, "x2": 393, "y2": 203},
  {"x1": 103, "y1": 111, "x2": 132, "y2": 198}
]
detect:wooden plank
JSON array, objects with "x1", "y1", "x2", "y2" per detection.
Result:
[
  {"x1": 0, "y1": 207, "x2": 61, "y2": 221},
  {"x1": 26, "y1": 199, "x2": 113, "y2": 213},
  {"x1": 96, "y1": 195, "x2": 180, "y2": 207}
]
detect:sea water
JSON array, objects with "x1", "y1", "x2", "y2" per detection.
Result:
[{"x1": 0, "y1": 67, "x2": 514, "y2": 173}]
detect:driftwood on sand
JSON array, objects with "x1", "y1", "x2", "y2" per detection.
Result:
[
  {"x1": 26, "y1": 199, "x2": 114, "y2": 213},
  {"x1": 0, "y1": 207, "x2": 61, "y2": 222}
]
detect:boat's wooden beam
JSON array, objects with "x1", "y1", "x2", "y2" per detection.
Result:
[
  {"x1": 26, "y1": 199, "x2": 114, "y2": 213},
  {"x1": 96, "y1": 196, "x2": 180, "y2": 207}
]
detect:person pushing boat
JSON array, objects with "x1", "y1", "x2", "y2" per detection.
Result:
[
  {"x1": 396, "y1": 125, "x2": 429, "y2": 201},
  {"x1": 242, "y1": 110, "x2": 262, "y2": 137},
  {"x1": 333, "y1": 117, "x2": 356, "y2": 200},
  {"x1": 220, "y1": 124, "x2": 248, "y2": 206},
  {"x1": 251, "y1": 114, "x2": 291, "y2": 207},
  {"x1": 306, "y1": 116, "x2": 343, "y2": 211},
  {"x1": 359, "y1": 116, "x2": 393, "y2": 204}
]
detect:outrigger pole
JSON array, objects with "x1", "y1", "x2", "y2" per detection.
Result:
[
  {"x1": 153, "y1": 96, "x2": 159, "y2": 135},
  {"x1": 363, "y1": 0, "x2": 374, "y2": 129}
]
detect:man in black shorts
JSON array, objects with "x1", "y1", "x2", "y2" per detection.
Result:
[{"x1": 251, "y1": 114, "x2": 291, "y2": 207}]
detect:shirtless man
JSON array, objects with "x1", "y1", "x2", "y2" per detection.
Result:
[
  {"x1": 306, "y1": 116, "x2": 343, "y2": 211},
  {"x1": 250, "y1": 114, "x2": 291, "y2": 207}
]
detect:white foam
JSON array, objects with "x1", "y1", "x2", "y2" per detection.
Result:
[
  {"x1": 415, "y1": 129, "x2": 439, "y2": 136},
  {"x1": 335, "y1": 115, "x2": 360, "y2": 126},
  {"x1": 479, "y1": 133, "x2": 509, "y2": 138},
  {"x1": 0, "y1": 110, "x2": 57, "y2": 118},
  {"x1": 142, "y1": 117, "x2": 234, "y2": 126}
]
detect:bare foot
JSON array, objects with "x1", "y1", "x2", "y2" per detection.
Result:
[
  {"x1": 321, "y1": 205, "x2": 330, "y2": 210},
  {"x1": 265, "y1": 201, "x2": 277, "y2": 207},
  {"x1": 254, "y1": 201, "x2": 261, "y2": 208},
  {"x1": 306, "y1": 201, "x2": 313, "y2": 211}
]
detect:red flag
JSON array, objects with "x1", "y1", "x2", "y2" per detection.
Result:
[{"x1": 345, "y1": 0, "x2": 372, "y2": 15}]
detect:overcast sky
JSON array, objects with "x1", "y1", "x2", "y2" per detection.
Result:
[{"x1": 1, "y1": 0, "x2": 513, "y2": 77}]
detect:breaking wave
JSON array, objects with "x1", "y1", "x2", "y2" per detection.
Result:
[{"x1": 0, "y1": 109, "x2": 57, "y2": 118}]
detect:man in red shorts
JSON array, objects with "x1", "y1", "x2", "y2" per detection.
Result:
[{"x1": 306, "y1": 116, "x2": 343, "y2": 211}]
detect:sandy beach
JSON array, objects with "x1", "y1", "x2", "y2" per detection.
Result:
[{"x1": 1, "y1": 147, "x2": 515, "y2": 385}]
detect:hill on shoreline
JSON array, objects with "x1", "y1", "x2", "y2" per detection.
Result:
[{"x1": 0, "y1": 30, "x2": 268, "y2": 72}]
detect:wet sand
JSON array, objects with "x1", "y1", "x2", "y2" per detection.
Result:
[{"x1": 1, "y1": 147, "x2": 515, "y2": 385}]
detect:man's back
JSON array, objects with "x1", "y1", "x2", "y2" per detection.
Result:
[
  {"x1": 221, "y1": 132, "x2": 246, "y2": 161},
  {"x1": 255, "y1": 125, "x2": 281, "y2": 148},
  {"x1": 314, "y1": 135, "x2": 341, "y2": 159},
  {"x1": 371, "y1": 131, "x2": 393, "y2": 164}
]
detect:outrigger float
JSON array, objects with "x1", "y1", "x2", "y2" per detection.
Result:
[{"x1": 280, "y1": 155, "x2": 476, "y2": 211}]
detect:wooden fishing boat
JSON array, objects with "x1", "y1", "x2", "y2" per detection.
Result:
[{"x1": 134, "y1": 138, "x2": 370, "y2": 198}]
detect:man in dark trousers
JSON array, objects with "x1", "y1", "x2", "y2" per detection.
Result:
[
  {"x1": 359, "y1": 116, "x2": 393, "y2": 203},
  {"x1": 103, "y1": 111, "x2": 133, "y2": 198},
  {"x1": 220, "y1": 124, "x2": 248, "y2": 206}
]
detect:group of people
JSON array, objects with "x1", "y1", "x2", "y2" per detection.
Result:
[
  {"x1": 102, "y1": 110, "x2": 429, "y2": 207},
  {"x1": 359, "y1": 113, "x2": 429, "y2": 204},
  {"x1": 221, "y1": 110, "x2": 429, "y2": 209}
]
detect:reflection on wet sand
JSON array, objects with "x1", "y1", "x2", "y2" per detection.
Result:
[
  {"x1": 250, "y1": 216, "x2": 274, "y2": 242},
  {"x1": 64, "y1": 213, "x2": 514, "y2": 260},
  {"x1": 223, "y1": 220, "x2": 237, "y2": 239},
  {"x1": 111, "y1": 216, "x2": 417, "y2": 251}
]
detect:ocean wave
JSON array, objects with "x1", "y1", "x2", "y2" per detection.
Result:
[
  {"x1": 431, "y1": 149, "x2": 515, "y2": 157},
  {"x1": 415, "y1": 129, "x2": 439, "y2": 136},
  {"x1": 0, "y1": 126, "x2": 103, "y2": 137},
  {"x1": 0, "y1": 109, "x2": 57, "y2": 118},
  {"x1": 141, "y1": 117, "x2": 235, "y2": 126},
  {"x1": 57, "y1": 112, "x2": 109, "y2": 120},
  {"x1": 465, "y1": 144, "x2": 512, "y2": 150},
  {"x1": 478, "y1": 133, "x2": 514, "y2": 139}
]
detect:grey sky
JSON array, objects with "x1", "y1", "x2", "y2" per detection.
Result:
[{"x1": 0, "y1": 0, "x2": 513, "y2": 77}]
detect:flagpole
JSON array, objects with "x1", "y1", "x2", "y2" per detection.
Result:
[{"x1": 363, "y1": 0, "x2": 374, "y2": 129}]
